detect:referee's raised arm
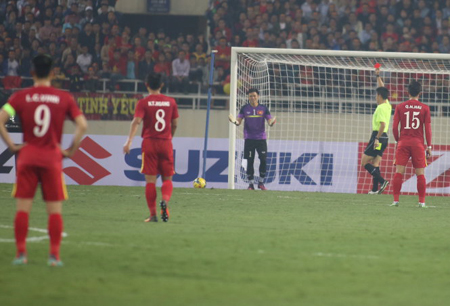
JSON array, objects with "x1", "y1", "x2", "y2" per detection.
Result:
[{"x1": 375, "y1": 66, "x2": 384, "y2": 87}]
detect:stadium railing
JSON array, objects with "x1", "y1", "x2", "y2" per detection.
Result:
[
  {"x1": 2, "y1": 76, "x2": 449, "y2": 115},
  {"x1": 0, "y1": 76, "x2": 230, "y2": 110}
]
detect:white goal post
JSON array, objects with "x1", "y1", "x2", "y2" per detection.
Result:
[{"x1": 228, "y1": 47, "x2": 450, "y2": 196}]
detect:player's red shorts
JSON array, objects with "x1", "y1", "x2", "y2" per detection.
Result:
[
  {"x1": 395, "y1": 144, "x2": 427, "y2": 169},
  {"x1": 13, "y1": 163, "x2": 68, "y2": 201},
  {"x1": 140, "y1": 138, "x2": 174, "y2": 177}
]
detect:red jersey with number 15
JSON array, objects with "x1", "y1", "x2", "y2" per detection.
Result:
[
  {"x1": 393, "y1": 99, "x2": 431, "y2": 146},
  {"x1": 134, "y1": 94, "x2": 179, "y2": 140}
]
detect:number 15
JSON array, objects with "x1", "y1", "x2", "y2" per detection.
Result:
[{"x1": 404, "y1": 111, "x2": 420, "y2": 129}]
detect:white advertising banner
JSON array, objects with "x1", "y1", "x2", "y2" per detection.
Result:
[
  {"x1": 0, "y1": 135, "x2": 360, "y2": 192},
  {"x1": 0, "y1": 135, "x2": 230, "y2": 188},
  {"x1": 235, "y1": 140, "x2": 359, "y2": 193}
]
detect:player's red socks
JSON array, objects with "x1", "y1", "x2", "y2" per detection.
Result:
[
  {"x1": 393, "y1": 173, "x2": 403, "y2": 202},
  {"x1": 145, "y1": 183, "x2": 157, "y2": 216},
  {"x1": 417, "y1": 175, "x2": 426, "y2": 203},
  {"x1": 48, "y1": 213, "x2": 63, "y2": 260},
  {"x1": 14, "y1": 211, "x2": 29, "y2": 256},
  {"x1": 161, "y1": 180, "x2": 173, "y2": 202}
]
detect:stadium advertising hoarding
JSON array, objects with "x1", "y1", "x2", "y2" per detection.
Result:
[
  {"x1": 1, "y1": 135, "x2": 448, "y2": 195},
  {"x1": 236, "y1": 140, "x2": 358, "y2": 193},
  {"x1": 0, "y1": 135, "x2": 230, "y2": 188},
  {"x1": 0, "y1": 135, "x2": 356, "y2": 192},
  {"x1": 357, "y1": 143, "x2": 450, "y2": 196},
  {"x1": 72, "y1": 93, "x2": 141, "y2": 121}
]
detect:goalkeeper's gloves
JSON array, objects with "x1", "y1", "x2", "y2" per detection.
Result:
[
  {"x1": 228, "y1": 114, "x2": 239, "y2": 125},
  {"x1": 268, "y1": 116, "x2": 276, "y2": 127}
]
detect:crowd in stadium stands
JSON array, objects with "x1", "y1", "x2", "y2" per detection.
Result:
[
  {"x1": 1, "y1": 0, "x2": 450, "y2": 95},
  {"x1": 0, "y1": 0, "x2": 210, "y2": 93},
  {"x1": 208, "y1": 0, "x2": 450, "y2": 93}
]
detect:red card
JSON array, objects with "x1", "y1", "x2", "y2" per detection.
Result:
[{"x1": 374, "y1": 63, "x2": 381, "y2": 68}]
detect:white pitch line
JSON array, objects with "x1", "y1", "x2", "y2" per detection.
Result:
[
  {"x1": 0, "y1": 224, "x2": 67, "y2": 243},
  {"x1": 1, "y1": 224, "x2": 147, "y2": 249},
  {"x1": 177, "y1": 192, "x2": 234, "y2": 196},
  {"x1": 0, "y1": 238, "x2": 15, "y2": 242},
  {"x1": 63, "y1": 241, "x2": 157, "y2": 250},
  {"x1": 63, "y1": 241, "x2": 117, "y2": 247},
  {"x1": 314, "y1": 252, "x2": 379, "y2": 260}
]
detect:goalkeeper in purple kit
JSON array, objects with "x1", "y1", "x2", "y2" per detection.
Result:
[{"x1": 229, "y1": 88, "x2": 276, "y2": 190}]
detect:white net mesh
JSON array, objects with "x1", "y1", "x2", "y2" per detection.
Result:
[{"x1": 230, "y1": 49, "x2": 450, "y2": 195}]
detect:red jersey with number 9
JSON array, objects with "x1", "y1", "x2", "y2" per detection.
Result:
[
  {"x1": 393, "y1": 99, "x2": 431, "y2": 146},
  {"x1": 134, "y1": 94, "x2": 179, "y2": 140},
  {"x1": 8, "y1": 86, "x2": 82, "y2": 149},
  {"x1": 7, "y1": 86, "x2": 82, "y2": 168}
]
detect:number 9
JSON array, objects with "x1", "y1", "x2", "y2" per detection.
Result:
[{"x1": 33, "y1": 104, "x2": 51, "y2": 137}]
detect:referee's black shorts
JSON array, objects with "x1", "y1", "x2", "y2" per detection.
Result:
[
  {"x1": 244, "y1": 139, "x2": 267, "y2": 160},
  {"x1": 364, "y1": 131, "x2": 388, "y2": 157}
]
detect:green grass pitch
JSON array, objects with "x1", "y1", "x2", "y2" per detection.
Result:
[{"x1": 1, "y1": 183, "x2": 450, "y2": 306}]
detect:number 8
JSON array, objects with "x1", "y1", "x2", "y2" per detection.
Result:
[
  {"x1": 33, "y1": 104, "x2": 51, "y2": 137},
  {"x1": 155, "y1": 109, "x2": 166, "y2": 132}
]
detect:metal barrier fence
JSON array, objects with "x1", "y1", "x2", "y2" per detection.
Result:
[
  {"x1": 1, "y1": 76, "x2": 230, "y2": 110},
  {"x1": 2, "y1": 76, "x2": 450, "y2": 115}
]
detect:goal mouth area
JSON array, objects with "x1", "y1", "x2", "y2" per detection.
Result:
[
  {"x1": 228, "y1": 48, "x2": 450, "y2": 194},
  {"x1": 231, "y1": 48, "x2": 450, "y2": 113}
]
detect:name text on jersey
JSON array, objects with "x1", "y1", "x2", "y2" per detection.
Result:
[
  {"x1": 26, "y1": 94, "x2": 60, "y2": 104},
  {"x1": 148, "y1": 101, "x2": 170, "y2": 107}
]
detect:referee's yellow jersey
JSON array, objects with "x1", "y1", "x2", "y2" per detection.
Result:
[{"x1": 372, "y1": 100, "x2": 392, "y2": 132}]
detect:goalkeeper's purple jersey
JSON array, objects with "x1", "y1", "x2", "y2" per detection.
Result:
[{"x1": 237, "y1": 103, "x2": 272, "y2": 140}]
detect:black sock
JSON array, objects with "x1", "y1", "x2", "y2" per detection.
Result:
[
  {"x1": 364, "y1": 163, "x2": 375, "y2": 174},
  {"x1": 374, "y1": 167, "x2": 385, "y2": 184},
  {"x1": 372, "y1": 176, "x2": 378, "y2": 192},
  {"x1": 364, "y1": 164, "x2": 385, "y2": 184}
]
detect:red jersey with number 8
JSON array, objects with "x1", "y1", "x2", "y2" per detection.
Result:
[
  {"x1": 134, "y1": 94, "x2": 179, "y2": 140},
  {"x1": 393, "y1": 99, "x2": 431, "y2": 146}
]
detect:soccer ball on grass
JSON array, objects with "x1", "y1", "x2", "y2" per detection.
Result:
[{"x1": 193, "y1": 177, "x2": 206, "y2": 189}]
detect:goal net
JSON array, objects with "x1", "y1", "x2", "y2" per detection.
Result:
[{"x1": 228, "y1": 48, "x2": 450, "y2": 196}]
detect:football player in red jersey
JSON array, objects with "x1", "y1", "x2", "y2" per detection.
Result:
[
  {"x1": 391, "y1": 80, "x2": 432, "y2": 208},
  {"x1": 123, "y1": 73, "x2": 179, "y2": 222},
  {"x1": 0, "y1": 55, "x2": 88, "y2": 266}
]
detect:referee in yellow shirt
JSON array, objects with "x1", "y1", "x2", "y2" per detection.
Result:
[{"x1": 361, "y1": 66, "x2": 392, "y2": 194}]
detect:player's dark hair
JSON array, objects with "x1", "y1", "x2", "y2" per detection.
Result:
[
  {"x1": 408, "y1": 80, "x2": 421, "y2": 97},
  {"x1": 376, "y1": 87, "x2": 389, "y2": 100},
  {"x1": 248, "y1": 88, "x2": 259, "y2": 95},
  {"x1": 32, "y1": 54, "x2": 53, "y2": 78},
  {"x1": 145, "y1": 73, "x2": 163, "y2": 90}
]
